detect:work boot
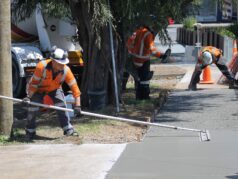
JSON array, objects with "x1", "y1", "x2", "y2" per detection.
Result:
[
  {"x1": 25, "y1": 129, "x2": 36, "y2": 140},
  {"x1": 188, "y1": 84, "x2": 197, "y2": 91},
  {"x1": 63, "y1": 128, "x2": 79, "y2": 136},
  {"x1": 229, "y1": 80, "x2": 238, "y2": 89}
]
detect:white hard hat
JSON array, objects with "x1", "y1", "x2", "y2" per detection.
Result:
[
  {"x1": 51, "y1": 48, "x2": 69, "y2": 65},
  {"x1": 201, "y1": 51, "x2": 212, "y2": 65}
]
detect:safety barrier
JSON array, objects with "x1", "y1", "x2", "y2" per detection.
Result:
[{"x1": 218, "y1": 39, "x2": 238, "y2": 84}]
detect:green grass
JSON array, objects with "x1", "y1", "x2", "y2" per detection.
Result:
[
  {"x1": 0, "y1": 135, "x2": 10, "y2": 144},
  {"x1": 74, "y1": 119, "x2": 121, "y2": 135},
  {"x1": 0, "y1": 129, "x2": 31, "y2": 145},
  {"x1": 126, "y1": 82, "x2": 160, "y2": 89},
  {"x1": 123, "y1": 81, "x2": 163, "y2": 109}
]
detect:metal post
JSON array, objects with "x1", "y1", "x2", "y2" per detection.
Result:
[
  {"x1": 107, "y1": 0, "x2": 120, "y2": 112},
  {"x1": 194, "y1": 23, "x2": 203, "y2": 58}
]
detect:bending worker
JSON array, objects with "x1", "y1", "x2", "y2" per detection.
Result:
[
  {"x1": 24, "y1": 47, "x2": 81, "y2": 139},
  {"x1": 188, "y1": 46, "x2": 238, "y2": 90},
  {"x1": 124, "y1": 24, "x2": 167, "y2": 100}
]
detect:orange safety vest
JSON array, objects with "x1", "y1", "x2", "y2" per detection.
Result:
[
  {"x1": 199, "y1": 46, "x2": 222, "y2": 63},
  {"x1": 126, "y1": 27, "x2": 161, "y2": 66},
  {"x1": 28, "y1": 59, "x2": 81, "y2": 98}
]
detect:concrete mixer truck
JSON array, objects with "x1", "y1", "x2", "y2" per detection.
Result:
[{"x1": 11, "y1": 3, "x2": 83, "y2": 98}]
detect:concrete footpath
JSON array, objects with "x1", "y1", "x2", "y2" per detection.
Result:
[
  {"x1": 0, "y1": 144, "x2": 126, "y2": 179},
  {"x1": 106, "y1": 65, "x2": 238, "y2": 179}
]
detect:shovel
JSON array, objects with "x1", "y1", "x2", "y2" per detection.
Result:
[{"x1": 0, "y1": 95, "x2": 211, "y2": 142}]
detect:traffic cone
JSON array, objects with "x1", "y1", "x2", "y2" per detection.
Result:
[
  {"x1": 200, "y1": 66, "x2": 214, "y2": 84},
  {"x1": 43, "y1": 95, "x2": 54, "y2": 105},
  {"x1": 218, "y1": 40, "x2": 238, "y2": 84},
  {"x1": 229, "y1": 40, "x2": 238, "y2": 69},
  {"x1": 233, "y1": 40, "x2": 237, "y2": 55},
  {"x1": 41, "y1": 95, "x2": 54, "y2": 111}
]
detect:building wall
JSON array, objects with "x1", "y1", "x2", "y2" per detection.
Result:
[
  {"x1": 195, "y1": 0, "x2": 234, "y2": 22},
  {"x1": 196, "y1": 0, "x2": 217, "y2": 22},
  {"x1": 221, "y1": 0, "x2": 232, "y2": 21}
]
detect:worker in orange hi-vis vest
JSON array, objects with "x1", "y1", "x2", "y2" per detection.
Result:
[
  {"x1": 188, "y1": 46, "x2": 238, "y2": 90},
  {"x1": 23, "y1": 47, "x2": 81, "y2": 140},
  {"x1": 123, "y1": 24, "x2": 170, "y2": 100}
]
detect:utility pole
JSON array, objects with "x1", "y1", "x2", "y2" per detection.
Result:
[{"x1": 0, "y1": 0, "x2": 13, "y2": 136}]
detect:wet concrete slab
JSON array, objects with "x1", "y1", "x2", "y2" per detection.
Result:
[
  {"x1": 107, "y1": 130, "x2": 238, "y2": 179},
  {"x1": 106, "y1": 70, "x2": 238, "y2": 178}
]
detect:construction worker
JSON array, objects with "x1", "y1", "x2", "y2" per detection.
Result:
[
  {"x1": 188, "y1": 46, "x2": 238, "y2": 90},
  {"x1": 124, "y1": 24, "x2": 168, "y2": 100},
  {"x1": 23, "y1": 47, "x2": 81, "y2": 140}
]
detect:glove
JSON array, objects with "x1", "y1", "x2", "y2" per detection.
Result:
[
  {"x1": 161, "y1": 49, "x2": 171, "y2": 63},
  {"x1": 22, "y1": 97, "x2": 30, "y2": 104},
  {"x1": 74, "y1": 106, "x2": 82, "y2": 116}
]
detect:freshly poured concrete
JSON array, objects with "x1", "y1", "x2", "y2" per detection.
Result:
[
  {"x1": 106, "y1": 44, "x2": 238, "y2": 178},
  {"x1": 107, "y1": 88, "x2": 238, "y2": 179}
]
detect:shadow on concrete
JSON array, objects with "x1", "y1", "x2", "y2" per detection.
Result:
[
  {"x1": 226, "y1": 173, "x2": 238, "y2": 179},
  {"x1": 154, "y1": 91, "x2": 225, "y2": 123}
]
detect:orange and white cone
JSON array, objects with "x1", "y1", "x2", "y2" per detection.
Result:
[
  {"x1": 200, "y1": 66, "x2": 214, "y2": 84},
  {"x1": 41, "y1": 95, "x2": 54, "y2": 111},
  {"x1": 233, "y1": 40, "x2": 238, "y2": 55}
]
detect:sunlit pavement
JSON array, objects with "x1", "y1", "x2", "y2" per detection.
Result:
[{"x1": 0, "y1": 144, "x2": 126, "y2": 179}]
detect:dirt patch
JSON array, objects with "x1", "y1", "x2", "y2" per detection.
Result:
[{"x1": 9, "y1": 65, "x2": 186, "y2": 145}]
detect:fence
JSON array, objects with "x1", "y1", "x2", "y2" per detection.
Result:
[{"x1": 177, "y1": 27, "x2": 233, "y2": 62}]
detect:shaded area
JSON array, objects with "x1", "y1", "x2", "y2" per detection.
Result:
[
  {"x1": 226, "y1": 173, "x2": 238, "y2": 179},
  {"x1": 154, "y1": 91, "x2": 224, "y2": 123}
]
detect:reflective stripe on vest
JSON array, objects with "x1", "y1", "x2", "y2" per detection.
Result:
[
  {"x1": 34, "y1": 60, "x2": 68, "y2": 88},
  {"x1": 68, "y1": 79, "x2": 77, "y2": 87},
  {"x1": 140, "y1": 80, "x2": 150, "y2": 85},
  {"x1": 61, "y1": 66, "x2": 69, "y2": 83},
  {"x1": 37, "y1": 60, "x2": 47, "y2": 88},
  {"x1": 129, "y1": 31, "x2": 151, "y2": 59},
  {"x1": 133, "y1": 62, "x2": 143, "y2": 67},
  {"x1": 32, "y1": 74, "x2": 41, "y2": 81}
]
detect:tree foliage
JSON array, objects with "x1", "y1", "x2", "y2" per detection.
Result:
[
  {"x1": 110, "y1": 0, "x2": 201, "y2": 44},
  {"x1": 12, "y1": 0, "x2": 201, "y2": 44},
  {"x1": 11, "y1": 0, "x2": 70, "y2": 23},
  {"x1": 11, "y1": 0, "x2": 202, "y2": 109}
]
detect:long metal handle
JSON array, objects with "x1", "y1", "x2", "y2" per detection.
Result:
[{"x1": 0, "y1": 95, "x2": 203, "y2": 132}]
